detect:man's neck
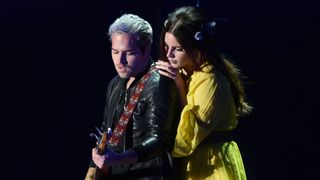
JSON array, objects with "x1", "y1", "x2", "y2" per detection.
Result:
[
  {"x1": 126, "y1": 77, "x2": 135, "y2": 89},
  {"x1": 125, "y1": 60, "x2": 152, "y2": 89}
]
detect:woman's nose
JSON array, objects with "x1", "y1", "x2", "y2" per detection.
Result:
[{"x1": 166, "y1": 49, "x2": 175, "y2": 58}]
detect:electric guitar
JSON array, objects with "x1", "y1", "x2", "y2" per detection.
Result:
[{"x1": 90, "y1": 127, "x2": 112, "y2": 180}]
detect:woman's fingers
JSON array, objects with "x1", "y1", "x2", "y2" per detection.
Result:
[
  {"x1": 155, "y1": 61, "x2": 171, "y2": 70},
  {"x1": 156, "y1": 61, "x2": 177, "y2": 79},
  {"x1": 158, "y1": 70, "x2": 176, "y2": 80},
  {"x1": 156, "y1": 60, "x2": 169, "y2": 65}
]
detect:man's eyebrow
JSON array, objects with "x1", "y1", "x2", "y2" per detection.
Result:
[{"x1": 111, "y1": 48, "x2": 138, "y2": 52}]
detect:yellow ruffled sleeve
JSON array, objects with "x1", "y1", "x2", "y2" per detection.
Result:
[{"x1": 172, "y1": 69, "x2": 237, "y2": 157}]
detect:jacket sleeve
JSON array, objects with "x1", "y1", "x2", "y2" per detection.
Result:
[{"x1": 131, "y1": 72, "x2": 180, "y2": 162}]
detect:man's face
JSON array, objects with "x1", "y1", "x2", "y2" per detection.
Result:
[{"x1": 111, "y1": 33, "x2": 149, "y2": 79}]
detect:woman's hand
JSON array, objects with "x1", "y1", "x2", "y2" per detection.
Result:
[
  {"x1": 155, "y1": 60, "x2": 177, "y2": 80},
  {"x1": 156, "y1": 60, "x2": 188, "y2": 106}
]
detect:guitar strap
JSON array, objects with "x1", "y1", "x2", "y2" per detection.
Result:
[{"x1": 108, "y1": 66, "x2": 156, "y2": 147}]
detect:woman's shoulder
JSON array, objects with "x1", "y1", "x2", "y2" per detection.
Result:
[
  {"x1": 191, "y1": 65, "x2": 230, "y2": 88},
  {"x1": 192, "y1": 65, "x2": 215, "y2": 81}
]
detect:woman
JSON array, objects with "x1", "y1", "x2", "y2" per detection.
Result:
[{"x1": 156, "y1": 6, "x2": 252, "y2": 180}]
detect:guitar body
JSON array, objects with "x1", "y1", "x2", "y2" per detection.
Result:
[
  {"x1": 94, "y1": 131, "x2": 110, "y2": 180},
  {"x1": 94, "y1": 168, "x2": 109, "y2": 180}
]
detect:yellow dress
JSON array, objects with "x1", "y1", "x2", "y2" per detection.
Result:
[{"x1": 172, "y1": 65, "x2": 247, "y2": 180}]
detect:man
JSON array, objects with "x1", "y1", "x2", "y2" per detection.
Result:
[{"x1": 85, "y1": 14, "x2": 179, "y2": 180}]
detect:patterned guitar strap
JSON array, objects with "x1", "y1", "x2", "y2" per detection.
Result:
[{"x1": 108, "y1": 66, "x2": 157, "y2": 147}]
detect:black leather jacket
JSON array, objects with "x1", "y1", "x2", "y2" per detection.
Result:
[{"x1": 98, "y1": 63, "x2": 180, "y2": 179}]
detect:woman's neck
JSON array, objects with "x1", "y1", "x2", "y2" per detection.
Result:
[
  {"x1": 182, "y1": 61, "x2": 199, "y2": 78},
  {"x1": 184, "y1": 63, "x2": 193, "y2": 73},
  {"x1": 182, "y1": 53, "x2": 204, "y2": 76}
]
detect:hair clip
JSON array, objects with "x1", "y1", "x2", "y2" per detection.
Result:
[
  {"x1": 194, "y1": 31, "x2": 203, "y2": 41},
  {"x1": 196, "y1": 0, "x2": 200, "y2": 8},
  {"x1": 194, "y1": 20, "x2": 216, "y2": 41},
  {"x1": 203, "y1": 21, "x2": 216, "y2": 36},
  {"x1": 164, "y1": 20, "x2": 168, "y2": 27}
]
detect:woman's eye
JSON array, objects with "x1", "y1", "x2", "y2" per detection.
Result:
[{"x1": 176, "y1": 48, "x2": 183, "y2": 52}]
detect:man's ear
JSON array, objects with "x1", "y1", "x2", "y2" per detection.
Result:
[{"x1": 143, "y1": 43, "x2": 151, "y2": 57}]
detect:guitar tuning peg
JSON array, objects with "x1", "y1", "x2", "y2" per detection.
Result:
[
  {"x1": 90, "y1": 133, "x2": 100, "y2": 142},
  {"x1": 95, "y1": 127, "x2": 103, "y2": 136}
]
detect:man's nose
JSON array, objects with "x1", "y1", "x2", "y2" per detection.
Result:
[{"x1": 120, "y1": 54, "x2": 127, "y2": 64}]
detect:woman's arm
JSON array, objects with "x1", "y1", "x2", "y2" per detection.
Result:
[{"x1": 156, "y1": 60, "x2": 187, "y2": 107}]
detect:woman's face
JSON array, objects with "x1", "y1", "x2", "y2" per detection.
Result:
[{"x1": 164, "y1": 32, "x2": 194, "y2": 69}]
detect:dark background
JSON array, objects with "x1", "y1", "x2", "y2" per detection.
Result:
[{"x1": 1, "y1": 0, "x2": 319, "y2": 179}]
